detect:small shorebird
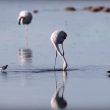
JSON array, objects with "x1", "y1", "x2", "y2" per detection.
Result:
[{"x1": 0, "y1": 65, "x2": 8, "y2": 72}]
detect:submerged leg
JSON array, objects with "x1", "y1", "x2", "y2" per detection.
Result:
[{"x1": 54, "y1": 51, "x2": 58, "y2": 89}]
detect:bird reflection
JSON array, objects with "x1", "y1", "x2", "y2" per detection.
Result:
[
  {"x1": 18, "y1": 48, "x2": 32, "y2": 65},
  {"x1": 51, "y1": 71, "x2": 68, "y2": 110}
]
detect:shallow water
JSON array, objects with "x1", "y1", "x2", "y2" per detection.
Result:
[{"x1": 0, "y1": 0, "x2": 110, "y2": 109}]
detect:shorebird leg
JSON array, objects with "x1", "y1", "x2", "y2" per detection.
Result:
[{"x1": 1, "y1": 69, "x2": 3, "y2": 73}]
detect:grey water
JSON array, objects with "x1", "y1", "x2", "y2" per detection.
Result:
[{"x1": 0, "y1": 0, "x2": 110, "y2": 109}]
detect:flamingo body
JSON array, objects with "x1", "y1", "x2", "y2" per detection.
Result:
[{"x1": 18, "y1": 10, "x2": 32, "y2": 25}]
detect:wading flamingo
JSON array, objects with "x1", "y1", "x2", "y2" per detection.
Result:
[
  {"x1": 17, "y1": 10, "x2": 33, "y2": 48},
  {"x1": 50, "y1": 30, "x2": 68, "y2": 71},
  {"x1": 18, "y1": 10, "x2": 32, "y2": 25}
]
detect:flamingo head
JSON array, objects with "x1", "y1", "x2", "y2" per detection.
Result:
[{"x1": 63, "y1": 61, "x2": 68, "y2": 71}]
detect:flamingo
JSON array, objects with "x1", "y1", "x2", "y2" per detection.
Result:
[
  {"x1": 18, "y1": 10, "x2": 32, "y2": 25},
  {"x1": 50, "y1": 30, "x2": 68, "y2": 71},
  {"x1": 18, "y1": 10, "x2": 33, "y2": 48}
]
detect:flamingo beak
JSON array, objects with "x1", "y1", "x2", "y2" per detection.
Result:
[
  {"x1": 18, "y1": 17, "x2": 23, "y2": 25},
  {"x1": 18, "y1": 18, "x2": 21, "y2": 25}
]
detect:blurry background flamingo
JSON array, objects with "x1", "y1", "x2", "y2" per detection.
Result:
[
  {"x1": 18, "y1": 10, "x2": 33, "y2": 65},
  {"x1": 18, "y1": 10, "x2": 32, "y2": 48}
]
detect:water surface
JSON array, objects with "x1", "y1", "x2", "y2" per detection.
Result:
[{"x1": 0, "y1": 0, "x2": 110, "y2": 109}]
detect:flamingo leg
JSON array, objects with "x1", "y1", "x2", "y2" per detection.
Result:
[
  {"x1": 54, "y1": 51, "x2": 57, "y2": 70},
  {"x1": 25, "y1": 25, "x2": 29, "y2": 48},
  {"x1": 62, "y1": 43, "x2": 64, "y2": 56},
  {"x1": 53, "y1": 51, "x2": 58, "y2": 89}
]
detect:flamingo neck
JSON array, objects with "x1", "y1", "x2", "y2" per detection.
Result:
[
  {"x1": 18, "y1": 17, "x2": 24, "y2": 25},
  {"x1": 54, "y1": 43, "x2": 68, "y2": 70},
  {"x1": 20, "y1": 17, "x2": 24, "y2": 24}
]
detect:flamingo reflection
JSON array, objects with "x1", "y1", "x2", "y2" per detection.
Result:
[
  {"x1": 18, "y1": 48, "x2": 32, "y2": 65},
  {"x1": 51, "y1": 71, "x2": 68, "y2": 110}
]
